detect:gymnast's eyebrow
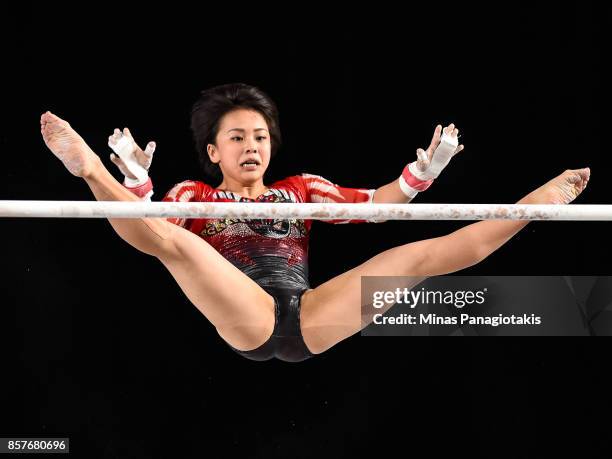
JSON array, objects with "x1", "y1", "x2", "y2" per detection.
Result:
[{"x1": 226, "y1": 128, "x2": 268, "y2": 133}]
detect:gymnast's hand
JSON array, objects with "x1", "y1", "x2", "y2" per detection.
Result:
[
  {"x1": 108, "y1": 128, "x2": 156, "y2": 185},
  {"x1": 413, "y1": 124, "x2": 465, "y2": 181}
]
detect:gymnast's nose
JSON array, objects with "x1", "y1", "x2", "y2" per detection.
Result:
[{"x1": 245, "y1": 142, "x2": 258, "y2": 153}]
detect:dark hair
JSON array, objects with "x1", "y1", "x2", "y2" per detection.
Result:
[{"x1": 190, "y1": 83, "x2": 282, "y2": 181}]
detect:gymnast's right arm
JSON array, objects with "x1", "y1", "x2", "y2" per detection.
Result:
[
  {"x1": 105, "y1": 126, "x2": 212, "y2": 230},
  {"x1": 107, "y1": 126, "x2": 156, "y2": 201}
]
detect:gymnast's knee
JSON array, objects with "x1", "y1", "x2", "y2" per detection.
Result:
[{"x1": 113, "y1": 217, "x2": 179, "y2": 259}]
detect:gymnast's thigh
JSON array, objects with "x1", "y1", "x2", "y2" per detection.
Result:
[
  {"x1": 300, "y1": 256, "x2": 427, "y2": 354},
  {"x1": 156, "y1": 224, "x2": 276, "y2": 351}
]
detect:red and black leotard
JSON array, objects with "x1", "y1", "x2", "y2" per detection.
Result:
[
  {"x1": 126, "y1": 173, "x2": 380, "y2": 362},
  {"x1": 128, "y1": 173, "x2": 378, "y2": 290}
]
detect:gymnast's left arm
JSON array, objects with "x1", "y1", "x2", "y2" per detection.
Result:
[{"x1": 372, "y1": 124, "x2": 464, "y2": 204}]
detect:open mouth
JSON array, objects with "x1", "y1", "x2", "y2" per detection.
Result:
[{"x1": 240, "y1": 160, "x2": 261, "y2": 168}]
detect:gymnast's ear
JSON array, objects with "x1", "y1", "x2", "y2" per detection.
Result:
[{"x1": 207, "y1": 144, "x2": 220, "y2": 164}]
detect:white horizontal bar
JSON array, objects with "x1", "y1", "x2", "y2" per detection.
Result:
[{"x1": 0, "y1": 201, "x2": 611, "y2": 221}]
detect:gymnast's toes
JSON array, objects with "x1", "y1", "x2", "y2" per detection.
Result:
[
  {"x1": 40, "y1": 111, "x2": 97, "y2": 178},
  {"x1": 543, "y1": 168, "x2": 590, "y2": 204}
]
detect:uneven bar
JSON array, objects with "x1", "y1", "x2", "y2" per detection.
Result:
[{"x1": 1, "y1": 201, "x2": 611, "y2": 221}]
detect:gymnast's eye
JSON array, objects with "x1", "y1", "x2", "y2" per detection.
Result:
[
  {"x1": 257, "y1": 136, "x2": 267, "y2": 141},
  {"x1": 231, "y1": 136, "x2": 243, "y2": 141}
]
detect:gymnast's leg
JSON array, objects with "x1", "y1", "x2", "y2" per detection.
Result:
[
  {"x1": 299, "y1": 168, "x2": 590, "y2": 354},
  {"x1": 40, "y1": 112, "x2": 275, "y2": 351}
]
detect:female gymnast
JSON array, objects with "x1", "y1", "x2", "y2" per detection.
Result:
[{"x1": 40, "y1": 83, "x2": 590, "y2": 362}]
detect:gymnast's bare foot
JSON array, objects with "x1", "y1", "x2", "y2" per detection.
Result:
[
  {"x1": 536, "y1": 168, "x2": 590, "y2": 204},
  {"x1": 40, "y1": 111, "x2": 99, "y2": 178}
]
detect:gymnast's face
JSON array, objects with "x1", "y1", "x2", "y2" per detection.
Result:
[{"x1": 207, "y1": 108, "x2": 271, "y2": 185}]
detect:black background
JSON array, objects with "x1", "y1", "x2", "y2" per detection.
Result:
[{"x1": 1, "y1": 2, "x2": 611, "y2": 457}]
